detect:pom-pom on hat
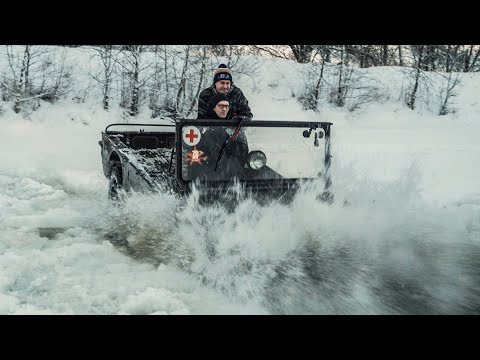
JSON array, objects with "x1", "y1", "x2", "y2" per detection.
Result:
[{"x1": 213, "y1": 64, "x2": 233, "y2": 84}]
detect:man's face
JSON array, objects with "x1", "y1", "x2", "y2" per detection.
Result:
[
  {"x1": 213, "y1": 100, "x2": 229, "y2": 119},
  {"x1": 215, "y1": 80, "x2": 231, "y2": 94}
]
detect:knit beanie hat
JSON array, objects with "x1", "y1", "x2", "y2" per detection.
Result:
[
  {"x1": 213, "y1": 64, "x2": 233, "y2": 84},
  {"x1": 207, "y1": 93, "x2": 230, "y2": 110},
  {"x1": 207, "y1": 93, "x2": 230, "y2": 116}
]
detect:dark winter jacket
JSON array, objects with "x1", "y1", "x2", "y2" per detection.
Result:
[
  {"x1": 198, "y1": 94, "x2": 249, "y2": 172},
  {"x1": 197, "y1": 84, "x2": 253, "y2": 120},
  {"x1": 195, "y1": 126, "x2": 249, "y2": 180}
]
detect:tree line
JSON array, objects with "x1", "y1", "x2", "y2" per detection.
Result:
[
  {"x1": 251, "y1": 45, "x2": 480, "y2": 72},
  {"x1": 0, "y1": 45, "x2": 477, "y2": 118}
]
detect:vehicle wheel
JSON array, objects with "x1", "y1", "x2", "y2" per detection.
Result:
[{"x1": 108, "y1": 166, "x2": 124, "y2": 201}]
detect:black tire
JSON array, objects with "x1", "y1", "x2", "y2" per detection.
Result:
[{"x1": 108, "y1": 166, "x2": 124, "y2": 201}]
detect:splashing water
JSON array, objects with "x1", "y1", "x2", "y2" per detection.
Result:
[{"x1": 95, "y1": 162, "x2": 480, "y2": 314}]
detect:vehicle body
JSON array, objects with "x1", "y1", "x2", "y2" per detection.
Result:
[{"x1": 99, "y1": 119, "x2": 333, "y2": 204}]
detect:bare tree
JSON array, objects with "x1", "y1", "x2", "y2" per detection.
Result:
[
  {"x1": 144, "y1": 45, "x2": 210, "y2": 119},
  {"x1": 470, "y1": 46, "x2": 480, "y2": 71},
  {"x1": 247, "y1": 45, "x2": 292, "y2": 60},
  {"x1": 175, "y1": 46, "x2": 190, "y2": 114},
  {"x1": 398, "y1": 45, "x2": 404, "y2": 66},
  {"x1": 162, "y1": 45, "x2": 174, "y2": 115},
  {"x1": 185, "y1": 46, "x2": 208, "y2": 118},
  {"x1": 13, "y1": 46, "x2": 30, "y2": 113},
  {"x1": 335, "y1": 45, "x2": 346, "y2": 107},
  {"x1": 382, "y1": 45, "x2": 389, "y2": 66},
  {"x1": 90, "y1": 45, "x2": 116, "y2": 110},
  {"x1": 146, "y1": 45, "x2": 184, "y2": 119},
  {"x1": 438, "y1": 71, "x2": 460, "y2": 115},
  {"x1": 353, "y1": 45, "x2": 376, "y2": 68},
  {"x1": 400, "y1": 45, "x2": 462, "y2": 114},
  {"x1": 312, "y1": 56, "x2": 327, "y2": 110},
  {"x1": 147, "y1": 45, "x2": 163, "y2": 118},
  {"x1": 445, "y1": 45, "x2": 459, "y2": 72},
  {"x1": 47, "y1": 49, "x2": 74, "y2": 103},
  {"x1": 462, "y1": 45, "x2": 480, "y2": 72},
  {"x1": 406, "y1": 45, "x2": 425, "y2": 110},
  {"x1": 129, "y1": 46, "x2": 141, "y2": 116},
  {"x1": 115, "y1": 45, "x2": 151, "y2": 117},
  {"x1": 4, "y1": 45, "x2": 74, "y2": 114},
  {"x1": 298, "y1": 58, "x2": 327, "y2": 111},
  {"x1": 289, "y1": 45, "x2": 314, "y2": 63},
  {"x1": 209, "y1": 45, "x2": 237, "y2": 57}
]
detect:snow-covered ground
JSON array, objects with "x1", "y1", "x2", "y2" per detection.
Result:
[{"x1": 1, "y1": 52, "x2": 479, "y2": 314}]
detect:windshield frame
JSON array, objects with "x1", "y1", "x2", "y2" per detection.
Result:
[{"x1": 175, "y1": 119, "x2": 333, "y2": 191}]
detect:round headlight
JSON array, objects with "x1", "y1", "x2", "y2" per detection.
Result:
[{"x1": 247, "y1": 151, "x2": 267, "y2": 170}]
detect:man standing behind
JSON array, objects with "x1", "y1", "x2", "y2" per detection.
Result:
[{"x1": 197, "y1": 64, "x2": 253, "y2": 120}]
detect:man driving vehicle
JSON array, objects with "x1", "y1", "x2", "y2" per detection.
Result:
[{"x1": 189, "y1": 93, "x2": 249, "y2": 180}]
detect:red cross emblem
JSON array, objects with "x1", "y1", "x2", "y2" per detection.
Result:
[
  {"x1": 182, "y1": 126, "x2": 201, "y2": 146},
  {"x1": 185, "y1": 129, "x2": 198, "y2": 143}
]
